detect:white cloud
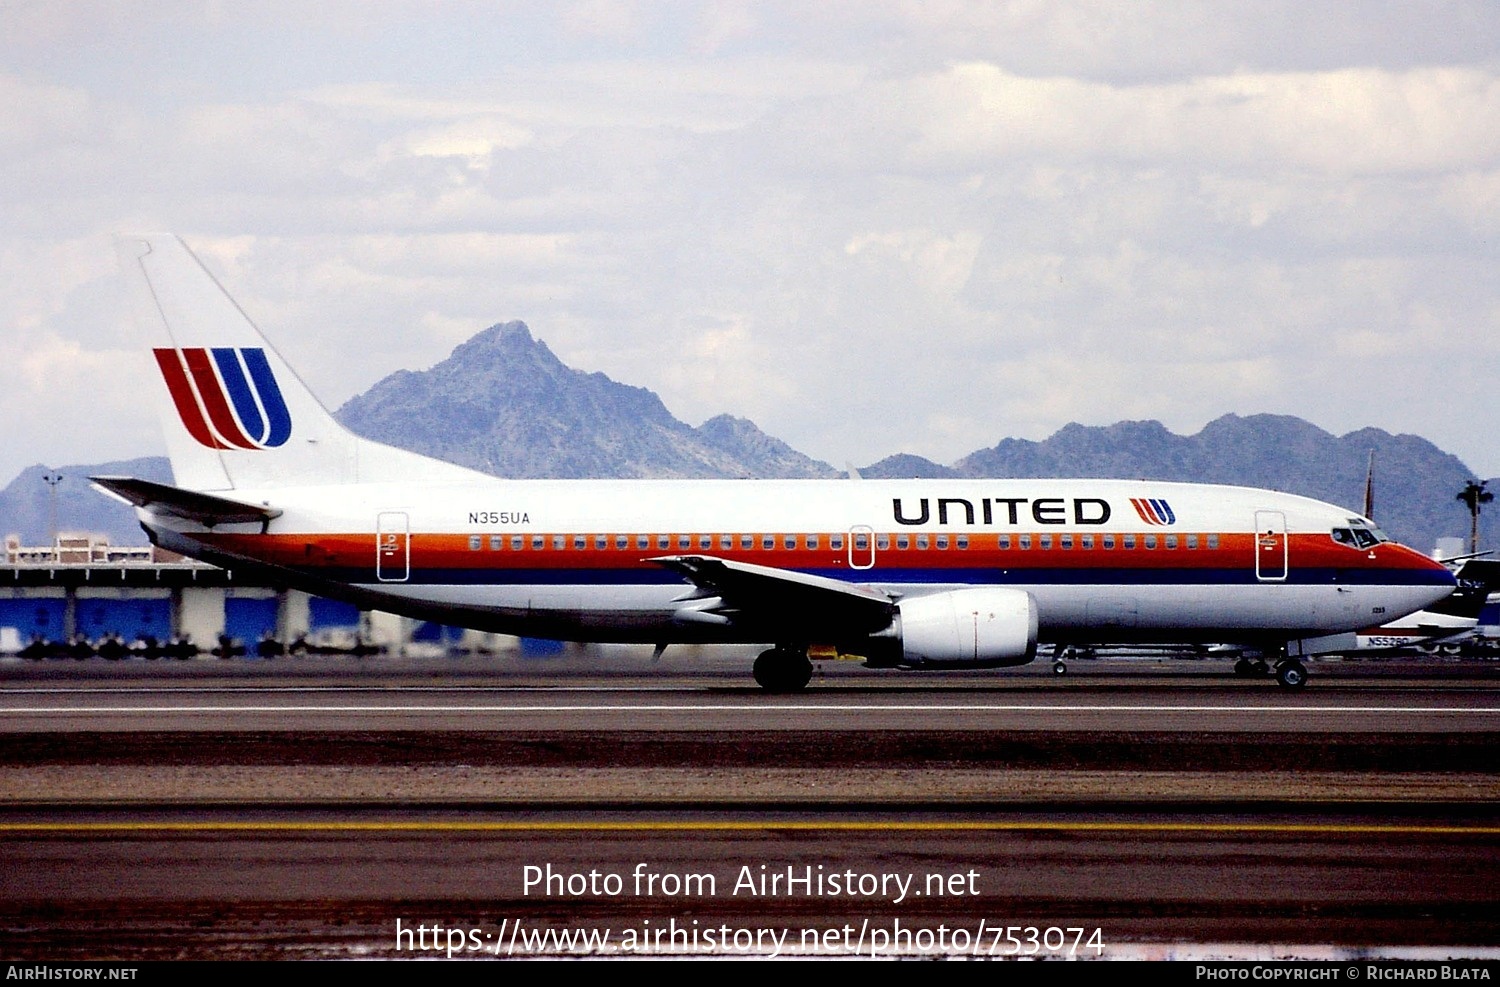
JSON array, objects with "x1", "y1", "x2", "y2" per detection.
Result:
[
  {"x1": 892, "y1": 63, "x2": 1500, "y2": 177},
  {"x1": 0, "y1": 75, "x2": 92, "y2": 152},
  {"x1": 4, "y1": 4, "x2": 1500, "y2": 489}
]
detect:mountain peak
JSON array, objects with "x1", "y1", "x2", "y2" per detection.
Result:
[
  {"x1": 443, "y1": 320, "x2": 565, "y2": 373},
  {"x1": 464, "y1": 320, "x2": 535, "y2": 349},
  {"x1": 336, "y1": 323, "x2": 836, "y2": 479}
]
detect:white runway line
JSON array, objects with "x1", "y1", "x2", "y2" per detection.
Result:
[
  {"x1": 2, "y1": 703, "x2": 1498, "y2": 714},
  {"x1": 0, "y1": 685, "x2": 657, "y2": 695}
]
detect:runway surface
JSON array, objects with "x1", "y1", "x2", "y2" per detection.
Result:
[{"x1": 1, "y1": 653, "x2": 1497, "y2": 960}]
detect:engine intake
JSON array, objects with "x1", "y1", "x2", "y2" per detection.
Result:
[{"x1": 884, "y1": 587, "x2": 1039, "y2": 668}]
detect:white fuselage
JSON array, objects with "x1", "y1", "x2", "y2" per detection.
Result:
[{"x1": 144, "y1": 476, "x2": 1457, "y2": 650}]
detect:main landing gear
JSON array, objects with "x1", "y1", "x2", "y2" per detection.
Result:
[
  {"x1": 1234, "y1": 654, "x2": 1308, "y2": 688},
  {"x1": 753, "y1": 647, "x2": 813, "y2": 693}
]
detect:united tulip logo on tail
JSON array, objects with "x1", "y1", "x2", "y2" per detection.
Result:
[{"x1": 153, "y1": 347, "x2": 292, "y2": 450}]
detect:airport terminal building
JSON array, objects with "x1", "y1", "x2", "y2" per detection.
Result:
[{"x1": 0, "y1": 532, "x2": 505, "y2": 659}]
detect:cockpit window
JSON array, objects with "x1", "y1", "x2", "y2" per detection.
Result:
[{"x1": 1332, "y1": 526, "x2": 1382, "y2": 549}]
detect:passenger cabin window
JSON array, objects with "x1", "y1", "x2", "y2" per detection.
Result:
[
  {"x1": 897, "y1": 534, "x2": 910, "y2": 550},
  {"x1": 1039, "y1": 535, "x2": 1052, "y2": 550},
  {"x1": 595, "y1": 535, "x2": 608, "y2": 550},
  {"x1": 1187, "y1": 534, "x2": 1198, "y2": 549},
  {"x1": 574, "y1": 535, "x2": 587, "y2": 550},
  {"x1": 763, "y1": 535, "x2": 775, "y2": 550},
  {"x1": 511, "y1": 535, "x2": 523, "y2": 550},
  {"x1": 699, "y1": 535, "x2": 712, "y2": 550},
  {"x1": 784, "y1": 535, "x2": 796, "y2": 550},
  {"x1": 637, "y1": 535, "x2": 649, "y2": 550},
  {"x1": 1145, "y1": 535, "x2": 1157, "y2": 549},
  {"x1": 807, "y1": 535, "x2": 819, "y2": 550},
  {"x1": 1081, "y1": 535, "x2": 1094, "y2": 550},
  {"x1": 1165, "y1": 535, "x2": 1177, "y2": 549},
  {"x1": 741, "y1": 534, "x2": 754, "y2": 549},
  {"x1": 533, "y1": 536, "x2": 545, "y2": 550},
  {"x1": 854, "y1": 533, "x2": 869, "y2": 550},
  {"x1": 720, "y1": 534, "x2": 733, "y2": 550},
  {"x1": 657, "y1": 535, "x2": 670, "y2": 550},
  {"x1": 553, "y1": 535, "x2": 565, "y2": 550},
  {"x1": 616, "y1": 536, "x2": 629, "y2": 550},
  {"x1": 1103, "y1": 535, "x2": 1115, "y2": 549},
  {"x1": 935, "y1": 535, "x2": 948, "y2": 550},
  {"x1": 1060, "y1": 535, "x2": 1073, "y2": 550},
  {"x1": 678, "y1": 535, "x2": 691, "y2": 550},
  {"x1": 877, "y1": 534, "x2": 890, "y2": 550},
  {"x1": 830, "y1": 535, "x2": 844, "y2": 550},
  {"x1": 1207, "y1": 534, "x2": 1220, "y2": 549},
  {"x1": 917, "y1": 535, "x2": 929, "y2": 550},
  {"x1": 469, "y1": 536, "x2": 482, "y2": 551},
  {"x1": 999, "y1": 535, "x2": 1011, "y2": 549},
  {"x1": 489, "y1": 535, "x2": 503, "y2": 551},
  {"x1": 1019, "y1": 535, "x2": 1031, "y2": 550},
  {"x1": 956, "y1": 535, "x2": 968, "y2": 550},
  {"x1": 1123, "y1": 535, "x2": 1136, "y2": 549}
]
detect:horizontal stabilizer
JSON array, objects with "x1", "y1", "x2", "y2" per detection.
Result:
[{"x1": 90, "y1": 476, "x2": 282, "y2": 527}]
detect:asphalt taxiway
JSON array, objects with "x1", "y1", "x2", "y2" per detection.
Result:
[{"x1": 1, "y1": 652, "x2": 1497, "y2": 960}]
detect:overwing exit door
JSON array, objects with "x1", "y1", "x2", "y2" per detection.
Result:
[{"x1": 849, "y1": 525, "x2": 875, "y2": 570}]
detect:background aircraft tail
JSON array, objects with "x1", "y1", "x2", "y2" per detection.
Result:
[{"x1": 116, "y1": 234, "x2": 483, "y2": 492}]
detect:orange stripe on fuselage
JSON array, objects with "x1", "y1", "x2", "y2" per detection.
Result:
[{"x1": 191, "y1": 530, "x2": 1443, "y2": 576}]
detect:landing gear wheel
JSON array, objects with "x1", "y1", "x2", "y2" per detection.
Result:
[
  {"x1": 1275, "y1": 659, "x2": 1308, "y2": 689},
  {"x1": 1233, "y1": 658, "x2": 1252, "y2": 676},
  {"x1": 1252, "y1": 659, "x2": 1270, "y2": 677},
  {"x1": 753, "y1": 648, "x2": 813, "y2": 693},
  {"x1": 1052, "y1": 660, "x2": 1068, "y2": 676}
]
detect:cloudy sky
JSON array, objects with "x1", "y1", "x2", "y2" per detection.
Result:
[{"x1": 4, "y1": 1, "x2": 1499, "y2": 489}]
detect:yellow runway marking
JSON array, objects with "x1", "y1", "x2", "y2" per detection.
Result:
[
  {"x1": 4, "y1": 703, "x2": 1499, "y2": 714},
  {"x1": 2, "y1": 821, "x2": 1499, "y2": 835}
]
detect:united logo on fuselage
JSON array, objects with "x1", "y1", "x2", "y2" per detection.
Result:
[
  {"x1": 1130, "y1": 498, "x2": 1176, "y2": 526},
  {"x1": 153, "y1": 347, "x2": 291, "y2": 450}
]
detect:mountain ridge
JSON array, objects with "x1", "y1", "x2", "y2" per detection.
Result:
[{"x1": 333, "y1": 322, "x2": 840, "y2": 480}]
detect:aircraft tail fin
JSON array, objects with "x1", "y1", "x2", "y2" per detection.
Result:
[
  {"x1": 116, "y1": 235, "x2": 483, "y2": 492},
  {"x1": 1432, "y1": 559, "x2": 1500, "y2": 620}
]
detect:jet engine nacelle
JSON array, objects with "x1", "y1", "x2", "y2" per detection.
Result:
[{"x1": 890, "y1": 587, "x2": 1039, "y2": 668}]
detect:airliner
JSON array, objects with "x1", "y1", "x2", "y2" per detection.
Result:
[
  {"x1": 92, "y1": 235, "x2": 1457, "y2": 691},
  {"x1": 1344, "y1": 558, "x2": 1499, "y2": 656}
]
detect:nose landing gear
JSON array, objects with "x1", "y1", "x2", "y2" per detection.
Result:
[
  {"x1": 1274, "y1": 658, "x2": 1308, "y2": 688},
  {"x1": 1235, "y1": 653, "x2": 1308, "y2": 688}
]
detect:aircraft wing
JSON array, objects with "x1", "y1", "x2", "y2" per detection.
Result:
[
  {"x1": 90, "y1": 476, "x2": 282, "y2": 528},
  {"x1": 650, "y1": 555, "x2": 896, "y2": 636}
]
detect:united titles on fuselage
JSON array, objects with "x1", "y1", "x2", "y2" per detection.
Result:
[{"x1": 892, "y1": 496, "x2": 1114, "y2": 527}]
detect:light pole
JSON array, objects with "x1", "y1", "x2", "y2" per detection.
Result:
[{"x1": 41, "y1": 470, "x2": 62, "y2": 560}]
